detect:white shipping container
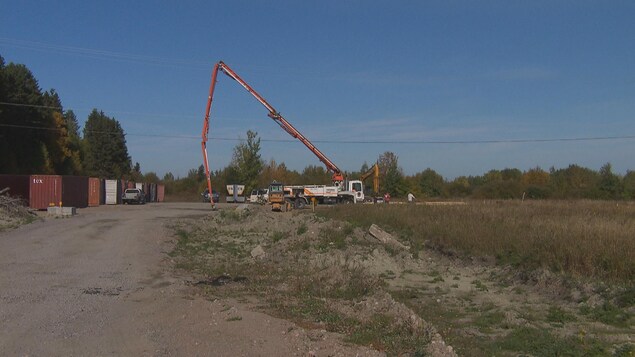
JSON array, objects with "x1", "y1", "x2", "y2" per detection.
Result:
[
  {"x1": 135, "y1": 183, "x2": 143, "y2": 190},
  {"x1": 105, "y1": 180, "x2": 119, "y2": 205}
]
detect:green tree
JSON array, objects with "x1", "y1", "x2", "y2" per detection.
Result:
[
  {"x1": 300, "y1": 165, "x2": 331, "y2": 185},
  {"x1": 231, "y1": 130, "x2": 263, "y2": 193},
  {"x1": 623, "y1": 171, "x2": 635, "y2": 199},
  {"x1": 0, "y1": 59, "x2": 54, "y2": 173},
  {"x1": 129, "y1": 162, "x2": 143, "y2": 182},
  {"x1": 163, "y1": 172, "x2": 175, "y2": 182},
  {"x1": 598, "y1": 162, "x2": 622, "y2": 199},
  {"x1": 61, "y1": 110, "x2": 83, "y2": 174},
  {"x1": 82, "y1": 109, "x2": 131, "y2": 178},
  {"x1": 378, "y1": 151, "x2": 406, "y2": 196},
  {"x1": 447, "y1": 176, "x2": 472, "y2": 197},
  {"x1": 416, "y1": 168, "x2": 445, "y2": 198},
  {"x1": 143, "y1": 172, "x2": 160, "y2": 183},
  {"x1": 550, "y1": 164, "x2": 600, "y2": 199}
]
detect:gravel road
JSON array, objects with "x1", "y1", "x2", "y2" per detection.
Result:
[{"x1": 0, "y1": 203, "x2": 381, "y2": 356}]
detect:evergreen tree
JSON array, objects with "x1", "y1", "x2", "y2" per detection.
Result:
[
  {"x1": 83, "y1": 109, "x2": 131, "y2": 178},
  {"x1": 0, "y1": 60, "x2": 52, "y2": 173}
]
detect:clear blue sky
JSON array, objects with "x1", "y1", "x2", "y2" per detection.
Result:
[{"x1": 2, "y1": 1, "x2": 634, "y2": 179}]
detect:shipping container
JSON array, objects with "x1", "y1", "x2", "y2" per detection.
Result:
[
  {"x1": 88, "y1": 177, "x2": 100, "y2": 207},
  {"x1": 99, "y1": 179, "x2": 106, "y2": 205},
  {"x1": 128, "y1": 181, "x2": 135, "y2": 189},
  {"x1": 135, "y1": 182, "x2": 143, "y2": 190},
  {"x1": 30, "y1": 175, "x2": 62, "y2": 209},
  {"x1": 148, "y1": 183, "x2": 157, "y2": 202},
  {"x1": 157, "y1": 184, "x2": 165, "y2": 202},
  {"x1": 105, "y1": 179, "x2": 120, "y2": 205},
  {"x1": 62, "y1": 176, "x2": 89, "y2": 208},
  {"x1": 0, "y1": 174, "x2": 30, "y2": 202}
]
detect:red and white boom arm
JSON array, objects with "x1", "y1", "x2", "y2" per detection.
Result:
[{"x1": 201, "y1": 61, "x2": 345, "y2": 206}]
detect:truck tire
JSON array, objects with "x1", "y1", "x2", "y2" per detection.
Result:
[{"x1": 295, "y1": 198, "x2": 306, "y2": 209}]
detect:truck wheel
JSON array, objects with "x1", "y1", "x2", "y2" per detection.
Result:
[{"x1": 295, "y1": 198, "x2": 306, "y2": 209}]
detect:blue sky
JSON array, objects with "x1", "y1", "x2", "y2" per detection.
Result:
[{"x1": 1, "y1": 1, "x2": 634, "y2": 179}]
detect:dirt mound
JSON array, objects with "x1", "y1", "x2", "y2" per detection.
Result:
[
  {"x1": 171, "y1": 204, "x2": 457, "y2": 356},
  {"x1": 0, "y1": 194, "x2": 35, "y2": 231}
]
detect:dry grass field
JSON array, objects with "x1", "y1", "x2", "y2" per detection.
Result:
[{"x1": 320, "y1": 200, "x2": 635, "y2": 283}]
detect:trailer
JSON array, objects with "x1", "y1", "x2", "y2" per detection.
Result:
[{"x1": 226, "y1": 184, "x2": 246, "y2": 203}]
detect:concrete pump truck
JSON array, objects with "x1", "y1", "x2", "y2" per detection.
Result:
[{"x1": 200, "y1": 61, "x2": 364, "y2": 209}]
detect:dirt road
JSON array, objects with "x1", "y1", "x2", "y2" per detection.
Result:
[{"x1": 0, "y1": 203, "x2": 381, "y2": 356}]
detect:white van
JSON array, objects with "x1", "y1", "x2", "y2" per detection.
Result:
[{"x1": 249, "y1": 188, "x2": 269, "y2": 203}]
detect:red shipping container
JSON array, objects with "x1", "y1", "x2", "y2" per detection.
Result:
[
  {"x1": 88, "y1": 177, "x2": 100, "y2": 207},
  {"x1": 157, "y1": 184, "x2": 165, "y2": 202},
  {"x1": 30, "y1": 175, "x2": 62, "y2": 209},
  {"x1": 61, "y1": 176, "x2": 89, "y2": 208}
]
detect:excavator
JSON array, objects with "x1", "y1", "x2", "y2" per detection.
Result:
[
  {"x1": 360, "y1": 163, "x2": 380, "y2": 201},
  {"x1": 200, "y1": 61, "x2": 363, "y2": 208}
]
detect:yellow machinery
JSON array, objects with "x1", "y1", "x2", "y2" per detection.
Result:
[
  {"x1": 268, "y1": 182, "x2": 286, "y2": 211},
  {"x1": 360, "y1": 163, "x2": 380, "y2": 199}
]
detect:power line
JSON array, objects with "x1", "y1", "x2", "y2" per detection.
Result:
[
  {"x1": 0, "y1": 101, "x2": 199, "y2": 120},
  {"x1": 0, "y1": 37, "x2": 211, "y2": 69},
  {"x1": 1, "y1": 123, "x2": 634, "y2": 144}
]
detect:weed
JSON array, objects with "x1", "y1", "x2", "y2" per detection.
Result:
[
  {"x1": 346, "y1": 314, "x2": 430, "y2": 356},
  {"x1": 546, "y1": 306, "x2": 577, "y2": 325},
  {"x1": 615, "y1": 286, "x2": 635, "y2": 308},
  {"x1": 219, "y1": 209, "x2": 247, "y2": 222},
  {"x1": 317, "y1": 227, "x2": 347, "y2": 251},
  {"x1": 271, "y1": 231, "x2": 289, "y2": 242},
  {"x1": 296, "y1": 223, "x2": 308, "y2": 235},
  {"x1": 226, "y1": 316, "x2": 242, "y2": 321},
  {"x1": 474, "y1": 311, "x2": 505, "y2": 330},
  {"x1": 494, "y1": 327, "x2": 607, "y2": 356},
  {"x1": 613, "y1": 343, "x2": 634, "y2": 357},
  {"x1": 580, "y1": 302, "x2": 632, "y2": 328},
  {"x1": 471, "y1": 280, "x2": 489, "y2": 292}
]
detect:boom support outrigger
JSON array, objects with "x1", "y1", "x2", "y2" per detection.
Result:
[{"x1": 201, "y1": 61, "x2": 345, "y2": 207}]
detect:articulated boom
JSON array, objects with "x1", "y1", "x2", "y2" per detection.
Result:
[{"x1": 201, "y1": 61, "x2": 345, "y2": 205}]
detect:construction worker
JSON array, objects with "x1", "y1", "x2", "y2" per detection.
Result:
[
  {"x1": 384, "y1": 192, "x2": 391, "y2": 204},
  {"x1": 407, "y1": 192, "x2": 416, "y2": 203}
]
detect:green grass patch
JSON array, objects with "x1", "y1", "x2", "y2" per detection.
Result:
[
  {"x1": 317, "y1": 226, "x2": 348, "y2": 251},
  {"x1": 474, "y1": 311, "x2": 506, "y2": 330},
  {"x1": 493, "y1": 327, "x2": 607, "y2": 356},
  {"x1": 580, "y1": 302, "x2": 632, "y2": 328},
  {"x1": 547, "y1": 306, "x2": 577, "y2": 325}
]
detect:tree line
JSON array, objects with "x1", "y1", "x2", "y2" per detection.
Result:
[
  {"x1": 0, "y1": 55, "x2": 142, "y2": 180},
  {"x1": 163, "y1": 130, "x2": 635, "y2": 201}
]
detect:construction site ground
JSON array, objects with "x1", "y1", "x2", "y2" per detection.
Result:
[{"x1": 0, "y1": 202, "x2": 632, "y2": 356}]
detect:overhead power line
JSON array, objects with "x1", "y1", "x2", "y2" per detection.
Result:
[
  {"x1": 0, "y1": 37, "x2": 210, "y2": 69},
  {"x1": 1, "y1": 123, "x2": 634, "y2": 144},
  {"x1": 0, "y1": 101, "x2": 199, "y2": 120}
]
